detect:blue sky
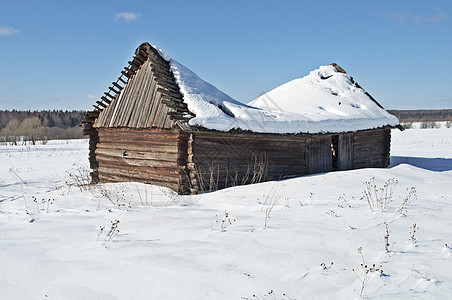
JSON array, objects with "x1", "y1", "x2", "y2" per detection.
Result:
[{"x1": 1, "y1": 0, "x2": 451, "y2": 111}]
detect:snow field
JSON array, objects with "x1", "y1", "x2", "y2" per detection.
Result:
[{"x1": 0, "y1": 129, "x2": 451, "y2": 299}]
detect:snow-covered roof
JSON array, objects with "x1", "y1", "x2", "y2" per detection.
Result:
[{"x1": 157, "y1": 47, "x2": 399, "y2": 134}]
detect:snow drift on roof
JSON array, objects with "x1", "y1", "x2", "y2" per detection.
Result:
[{"x1": 156, "y1": 47, "x2": 398, "y2": 134}]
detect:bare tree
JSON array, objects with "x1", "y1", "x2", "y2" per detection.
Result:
[
  {"x1": 1, "y1": 119, "x2": 21, "y2": 145},
  {"x1": 20, "y1": 117, "x2": 45, "y2": 145}
]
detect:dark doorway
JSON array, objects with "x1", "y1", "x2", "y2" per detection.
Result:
[{"x1": 332, "y1": 135, "x2": 339, "y2": 171}]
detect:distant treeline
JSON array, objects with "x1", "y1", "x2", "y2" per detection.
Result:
[
  {"x1": 0, "y1": 110, "x2": 86, "y2": 144},
  {"x1": 388, "y1": 109, "x2": 452, "y2": 122},
  {"x1": 0, "y1": 110, "x2": 85, "y2": 130}
]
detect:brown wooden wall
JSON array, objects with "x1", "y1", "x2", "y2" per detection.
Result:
[
  {"x1": 94, "y1": 128, "x2": 189, "y2": 193},
  {"x1": 88, "y1": 127, "x2": 391, "y2": 194},
  {"x1": 189, "y1": 131, "x2": 307, "y2": 192},
  {"x1": 187, "y1": 128, "x2": 391, "y2": 193},
  {"x1": 352, "y1": 128, "x2": 391, "y2": 169}
]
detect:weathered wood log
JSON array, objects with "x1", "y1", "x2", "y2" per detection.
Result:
[
  {"x1": 109, "y1": 86, "x2": 120, "y2": 94},
  {"x1": 121, "y1": 70, "x2": 132, "y2": 78},
  {"x1": 96, "y1": 101, "x2": 107, "y2": 108},
  {"x1": 104, "y1": 92, "x2": 115, "y2": 99},
  {"x1": 128, "y1": 60, "x2": 141, "y2": 70},
  {"x1": 101, "y1": 96, "x2": 112, "y2": 104},
  {"x1": 112, "y1": 82, "x2": 123, "y2": 90}
]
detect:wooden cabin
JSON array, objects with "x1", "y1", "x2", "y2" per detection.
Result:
[{"x1": 82, "y1": 42, "x2": 400, "y2": 194}]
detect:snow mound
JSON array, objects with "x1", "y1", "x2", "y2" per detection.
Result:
[
  {"x1": 249, "y1": 65, "x2": 399, "y2": 132},
  {"x1": 157, "y1": 47, "x2": 398, "y2": 134}
]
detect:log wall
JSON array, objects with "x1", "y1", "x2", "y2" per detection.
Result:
[
  {"x1": 94, "y1": 128, "x2": 188, "y2": 192},
  {"x1": 88, "y1": 127, "x2": 391, "y2": 194}
]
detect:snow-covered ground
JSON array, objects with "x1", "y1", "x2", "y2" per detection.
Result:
[{"x1": 1, "y1": 128, "x2": 451, "y2": 299}]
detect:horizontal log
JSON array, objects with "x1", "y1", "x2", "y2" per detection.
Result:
[
  {"x1": 98, "y1": 128, "x2": 179, "y2": 140},
  {"x1": 97, "y1": 156, "x2": 180, "y2": 171},
  {"x1": 97, "y1": 142, "x2": 179, "y2": 153},
  {"x1": 98, "y1": 165, "x2": 180, "y2": 184},
  {"x1": 98, "y1": 134, "x2": 179, "y2": 146},
  {"x1": 96, "y1": 148, "x2": 178, "y2": 162},
  {"x1": 161, "y1": 99, "x2": 184, "y2": 108},
  {"x1": 157, "y1": 87, "x2": 183, "y2": 99},
  {"x1": 98, "y1": 173, "x2": 179, "y2": 190}
]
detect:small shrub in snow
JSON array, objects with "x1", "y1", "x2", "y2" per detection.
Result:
[
  {"x1": 259, "y1": 185, "x2": 284, "y2": 228},
  {"x1": 326, "y1": 209, "x2": 338, "y2": 217},
  {"x1": 321, "y1": 261, "x2": 334, "y2": 271},
  {"x1": 298, "y1": 192, "x2": 313, "y2": 207},
  {"x1": 241, "y1": 290, "x2": 293, "y2": 300},
  {"x1": 211, "y1": 210, "x2": 236, "y2": 231},
  {"x1": 338, "y1": 194, "x2": 352, "y2": 208},
  {"x1": 31, "y1": 196, "x2": 54, "y2": 213},
  {"x1": 353, "y1": 247, "x2": 384, "y2": 299},
  {"x1": 65, "y1": 163, "x2": 92, "y2": 192},
  {"x1": 410, "y1": 223, "x2": 419, "y2": 245},
  {"x1": 94, "y1": 186, "x2": 131, "y2": 210},
  {"x1": 362, "y1": 177, "x2": 398, "y2": 212},
  {"x1": 384, "y1": 222, "x2": 390, "y2": 252},
  {"x1": 398, "y1": 187, "x2": 417, "y2": 216},
  {"x1": 97, "y1": 219, "x2": 120, "y2": 242},
  {"x1": 136, "y1": 185, "x2": 152, "y2": 206}
]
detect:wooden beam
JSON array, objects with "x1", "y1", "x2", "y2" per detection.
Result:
[
  {"x1": 121, "y1": 70, "x2": 132, "y2": 78},
  {"x1": 157, "y1": 87, "x2": 183, "y2": 99},
  {"x1": 135, "y1": 52, "x2": 148, "y2": 63},
  {"x1": 104, "y1": 92, "x2": 115, "y2": 99},
  {"x1": 133, "y1": 55, "x2": 145, "y2": 64},
  {"x1": 101, "y1": 96, "x2": 111, "y2": 104},
  {"x1": 128, "y1": 60, "x2": 141, "y2": 70},
  {"x1": 96, "y1": 101, "x2": 108, "y2": 108},
  {"x1": 112, "y1": 82, "x2": 123, "y2": 90},
  {"x1": 109, "y1": 86, "x2": 120, "y2": 94}
]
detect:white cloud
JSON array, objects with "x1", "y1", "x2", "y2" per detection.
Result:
[
  {"x1": 114, "y1": 12, "x2": 141, "y2": 22},
  {"x1": 431, "y1": 8, "x2": 448, "y2": 23},
  {"x1": 86, "y1": 94, "x2": 97, "y2": 100},
  {"x1": 0, "y1": 27, "x2": 20, "y2": 36},
  {"x1": 381, "y1": 8, "x2": 448, "y2": 24}
]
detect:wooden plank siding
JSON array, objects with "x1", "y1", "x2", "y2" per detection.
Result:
[
  {"x1": 352, "y1": 129, "x2": 391, "y2": 169},
  {"x1": 189, "y1": 131, "x2": 307, "y2": 192},
  {"x1": 306, "y1": 136, "x2": 332, "y2": 174},
  {"x1": 94, "y1": 60, "x2": 176, "y2": 129},
  {"x1": 94, "y1": 128, "x2": 190, "y2": 193},
  {"x1": 338, "y1": 133, "x2": 354, "y2": 170}
]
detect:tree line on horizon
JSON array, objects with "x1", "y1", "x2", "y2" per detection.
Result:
[
  {"x1": 387, "y1": 109, "x2": 452, "y2": 122},
  {"x1": 0, "y1": 110, "x2": 86, "y2": 144},
  {"x1": 1, "y1": 109, "x2": 451, "y2": 145}
]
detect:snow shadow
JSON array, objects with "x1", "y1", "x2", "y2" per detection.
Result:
[{"x1": 390, "y1": 156, "x2": 452, "y2": 172}]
